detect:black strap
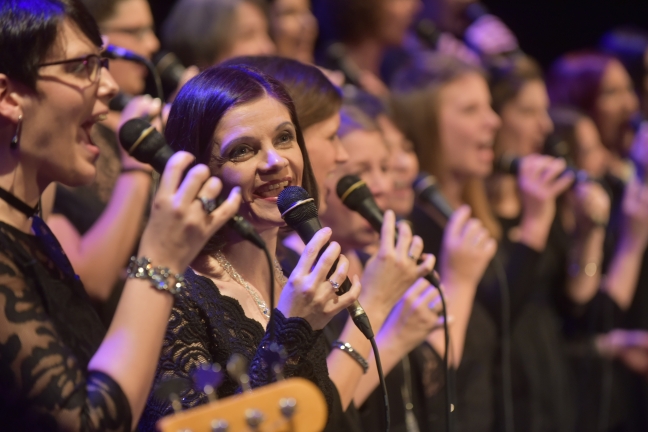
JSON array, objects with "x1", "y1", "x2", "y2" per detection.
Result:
[{"x1": 0, "y1": 187, "x2": 39, "y2": 218}]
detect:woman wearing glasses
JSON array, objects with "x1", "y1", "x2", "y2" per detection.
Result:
[
  {"x1": 0, "y1": 1, "x2": 241, "y2": 430},
  {"x1": 46, "y1": 0, "x2": 164, "y2": 322}
]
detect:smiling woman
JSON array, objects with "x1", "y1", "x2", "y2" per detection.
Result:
[
  {"x1": 0, "y1": 1, "x2": 242, "y2": 431},
  {"x1": 139, "y1": 65, "x2": 362, "y2": 431}
]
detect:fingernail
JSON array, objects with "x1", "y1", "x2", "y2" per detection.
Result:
[
  {"x1": 232, "y1": 186, "x2": 241, "y2": 195},
  {"x1": 152, "y1": 98, "x2": 162, "y2": 107},
  {"x1": 322, "y1": 227, "x2": 332, "y2": 234}
]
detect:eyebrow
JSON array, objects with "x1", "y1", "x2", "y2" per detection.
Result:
[
  {"x1": 276, "y1": 121, "x2": 294, "y2": 131},
  {"x1": 220, "y1": 121, "x2": 295, "y2": 150}
]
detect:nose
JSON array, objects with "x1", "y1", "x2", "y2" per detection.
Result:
[
  {"x1": 487, "y1": 107, "x2": 502, "y2": 131},
  {"x1": 98, "y1": 68, "x2": 119, "y2": 101},
  {"x1": 541, "y1": 111, "x2": 554, "y2": 135},
  {"x1": 261, "y1": 147, "x2": 288, "y2": 172},
  {"x1": 334, "y1": 136, "x2": 350, "y2": 164},
  {"x1": 367, "y1": 169, "x2": 392, "y2": 208},
  {"x1": 145, "y1": 31, "x2": 161, "y2": 58}
]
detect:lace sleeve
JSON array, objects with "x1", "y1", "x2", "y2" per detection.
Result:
[
  {"x1": 249, "y1": 310, "x2": 335, "y2": 417},
  {"x1": 0, "y1": 252, "x2": 131, "y2": 432},
  {"x1": 138, "y1": 291, "x2": 213, "y2": 431}
]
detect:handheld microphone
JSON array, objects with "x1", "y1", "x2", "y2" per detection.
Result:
[
  {"x1": 325, "y1": 43, "x2": 363, "y2": 88},
  {"x1": 413, "y1": 173, "x2": 455, "y2": 220},
  {"x1": 277, "y1": 186, "x2": 374, "y2": 339},
  {"x1": 494, "y1": 153, "x2": 591, "y2": 184},
  {"x1": 118, "y1": 118, "x2": 265, "y2": 249},
  {"x1": 336, "y1": 175, "x2": 441, "y2": 287},
  {"x1": 152, "y1": 50, "x2": 186, "y2": 91}
]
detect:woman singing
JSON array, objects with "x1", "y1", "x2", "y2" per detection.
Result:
[
  {"x1": 140, "y1": 65, "x2": 362, "y2": 430},
  {"x1": 0, "y1": 1, "x2": 241, "y2": 430}
]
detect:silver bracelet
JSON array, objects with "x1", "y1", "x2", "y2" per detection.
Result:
[
  {"x1": 331, "y1": 340, "x2": 369, "y2": 373},
  {"x1": 127, "y1": 256, "x2": 186, "y2": 296}
]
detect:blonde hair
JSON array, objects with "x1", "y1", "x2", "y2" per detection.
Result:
[{"x1": 390, "y1": 52, "x2": 501, "y2": 239}]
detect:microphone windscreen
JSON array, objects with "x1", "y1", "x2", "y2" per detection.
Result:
[
  {"x1": 336, "y1": 175, "x2": 372, "y2": 210},
  {"x1": 119, "y1": 118, "x2": 170, "y2": 172},
  {"x1": 278, "y1": 186, "x2": 318, "y2": 226}
]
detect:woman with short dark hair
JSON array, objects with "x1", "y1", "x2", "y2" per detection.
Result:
[
  {"x1": 0, "y1": 1, "x2": 241, "y2": 430},
  {"x1": 139, "y1": 64, "x2": 362, "y2": 431}
]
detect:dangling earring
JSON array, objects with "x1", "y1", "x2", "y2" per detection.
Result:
[{"x1": 10, "y1": 115, "x2": 22, "y2": 151}]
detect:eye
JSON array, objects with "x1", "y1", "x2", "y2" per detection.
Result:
[
  {"x1": 276, "y1": 130, "x2": 295, "y2": 147},
  {"x1": 67, "y1": 60, "x2": 86, "y2": 76},
  {"x1": 228, "y1": 144, "x2": 255, "y2": 162}
]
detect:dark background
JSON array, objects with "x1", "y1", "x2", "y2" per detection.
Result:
[{"x1": 148, "y1": 0, "x2": 648, "y2": 69}]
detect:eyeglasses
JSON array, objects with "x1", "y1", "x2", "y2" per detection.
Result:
[
  {"x1": 102, "y1": 25, "x2": 155, "y2": 41},
  {"x1": 39, "y1": 54, "x2": 109, "y2": 84}
]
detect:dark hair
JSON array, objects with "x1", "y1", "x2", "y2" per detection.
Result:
[
  {"x1": 490, "y1": 55, "x2": 544, "y2": 114},
  {"x1": 600, "y1": 26, "x2": 648, "y2": 94},
  {"x1": 313, "y1": 0, "x2": 382, "y2": 45},
  {"x1": 162, "y1": 0, "x2": 268, "y2": 69},
  {"x1": 0, "y1": 0, "x2": 102, "y2": 89},
  {"x1": 166, "y1": 64, "x2": 318, "y2": 248},
  {"x1": 343, "y1": 88, "x2": 387, "y2": 120},
  {"x1": 221, "y1": 56, "x2": 342, "y2": 130},
  {"x1": 79, "y1": 0, "x2": 125, "y2": 24},
  {"x1": 547, "y1": 51, "x2": 615, "y2": 116}
]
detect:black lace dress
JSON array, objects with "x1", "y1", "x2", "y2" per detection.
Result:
[
  {"x1": 0, "y1": 220, "x2": 131, "y2": 431},
  {"x1": 139, "y1": 268, "x2": 344, "y2": 431}
]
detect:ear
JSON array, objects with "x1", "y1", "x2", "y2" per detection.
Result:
[{"x1": 0, "y1": 74, "x2": 24, "y2": 123}]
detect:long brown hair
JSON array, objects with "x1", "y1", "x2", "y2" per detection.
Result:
[{"x1": 390, "y1": 52, "x2": 501, "y2": 238}]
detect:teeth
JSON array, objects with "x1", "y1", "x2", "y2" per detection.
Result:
[{"x1": 262, "y1": 181, "x2": 288, "y2": 192}]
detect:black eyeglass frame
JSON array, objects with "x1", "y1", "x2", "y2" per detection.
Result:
[{"x1": 38, "y1": 54, "x2": 110, "y2": 83}]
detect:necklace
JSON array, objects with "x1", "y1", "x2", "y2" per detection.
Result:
[
  {"x1": 0, "y1": 187, "x2": 40, "y2": 218},
  {"x1": 215, "y1": 251, "x2": 286, "y2": 320}
]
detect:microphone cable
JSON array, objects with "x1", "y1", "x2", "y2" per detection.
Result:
[
  {"x1": 104, "y1": 45, "x2": 165, "y2": 126},
  {"x1": 492, "y1": 256, "x2": 514, "y2": 432},
  {"x1": 336, "y1": 175, "x2": 453, "y2": 432}
]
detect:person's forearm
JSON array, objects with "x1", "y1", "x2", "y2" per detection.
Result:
[
  {"x1": 88, "y1": 277, "x2": 174, "y2": 430},
  {"x1": 603, "y1": 233, "x2": 648, "y2": 310},
  {"x1": 328, "y1": 319, "x2": 373, "y2": 409},
  {"x1": 352, "y1": 329, "x2": 411, "y2": 406},
  {"x1": 59, "y1": 172, "x2": 151, "y2": 302},
  {"x1": 519, "y1": 213, "x2": 552, "y2": 252},
  {"x1": 566, "y1": 227, "x2": 605, "y2": 305},
  {"x1": 429, "y1": 278, "x2": 476, "y2": 367}
]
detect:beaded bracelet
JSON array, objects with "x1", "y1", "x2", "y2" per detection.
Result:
[
  {"x1": 127, "y1": 256, "x2": 186, "y2": 296},
  {"x1": 331, "y1": 340, "x2": 369, "y2": 373}
]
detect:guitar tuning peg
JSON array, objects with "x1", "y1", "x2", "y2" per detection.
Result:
[
  {"x1": 227, "y1": 354, "x2": 252, "y2": 392},
  {"x1": 153, "y1": 376, "x2": 192, "y2": 413},
  {"x1": 210, "y1": 419, "x2": 229, "y2": 432},
  {"x1": 279, "y1": 397, "x2": 297, "y2": 418},
  {"x1": 192, "y1": 363, "x2": 224, "y2": 402},
  {"x1": 245, "y1": 408, "x2": 265, "y2": 429}
]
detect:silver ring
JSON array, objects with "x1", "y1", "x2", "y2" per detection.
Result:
[
  {"x1": 329, "y1": 279, "x2": 340, "y2": 291},
  {"x1": 199, "y1": 197, "x2": 218, "y2": 214},
  {"x1": 408, "y1": 254, "x2": 417, "y2": 261}
]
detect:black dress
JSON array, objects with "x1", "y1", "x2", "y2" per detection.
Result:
[
  {"x1": 0, "y1": 220, "x2": 131, "y2": 431},
  {"x1": 139, "y1": 268, "x2": 349, "y2": 431}
]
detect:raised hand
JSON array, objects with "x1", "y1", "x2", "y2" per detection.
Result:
[
  {"x1": 440, "y1": 205, "x2": 497, "y2": 288},
  {"x1": 518, "y1": 155, "x2": 575, "y2": 251},
  {"x1": 572, "y1": 181, "x2": 611, "y2": 233},
  {"x1": 138, "y1": 152, "x2": 241, "y2": 274},
  {"x1": 360, "y1": 210, "x2": 436, "y2": 328},
  {"x1": 464, "y1": 14, "x2": 519, "y2": 57},
  {"x1": 378, "y1": 278, "x2": 444, "y2": 355},
  {"x1": 277, "y1": 227, "x2": 361, "y2": 330}
]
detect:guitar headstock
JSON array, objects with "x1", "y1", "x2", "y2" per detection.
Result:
[{"x1": 156, "y1": 377, "x2": 327, "y2": 432}]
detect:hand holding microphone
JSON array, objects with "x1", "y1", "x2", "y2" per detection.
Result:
[{"x1": 276, "y1": 227, "x2": 362, "y2": 331}]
